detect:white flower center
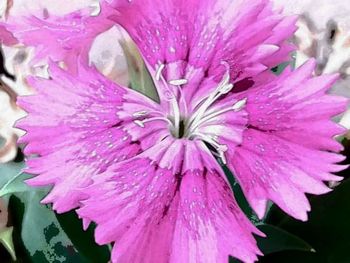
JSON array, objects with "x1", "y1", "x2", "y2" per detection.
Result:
[{"x1": 132, "y1": 62, "x2": 247, "y2": 164}]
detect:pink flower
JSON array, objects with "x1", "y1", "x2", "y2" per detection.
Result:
[
  {"x1": 0, "y1": 1, "x2": 116, "y2": 72},
  {"x1": 4, "y1": 0, "x2": 348, "y2": 262}
]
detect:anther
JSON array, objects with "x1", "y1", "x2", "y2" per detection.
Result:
[
  {"x1": 133, "y1": 111, "x2": 149, "y2": 118},
  {"x1": 168, "y1": 79, "x2": 188, "y2": 86},
  {"x1": 134, "y1": 117, "x2": 173, "y2": 128},
  {"x1": 190, "y1": 132, "x2": 228, "y2": 164},
  {"x1": 134, "y1": 120, "x2": 145, "y2": 127},
  {"x1": 232, "y1": 98, "x2": 247, "y2": 111},
  {"x1": 155, "y1": 64, "x2": 165, "y2": 81},
  {"x1": 219, "y1": 83, "x2": 234, "y2": 95},
  {"x1": 187, "y1": 61, "x2": 234, "y2": 120}
]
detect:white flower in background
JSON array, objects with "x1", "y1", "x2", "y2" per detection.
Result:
[
  {"x1": 89, "y1": 26, "x2": 129, "y2": 87},
  {"x1": 6, "y1": 0, "x2": 98, "y2": 16},
  {"x1": 274, "y1": 0, "x2": 350, "y2": 138},
  {"x1": 0, "y1": 80, "x2": 26, "y2": 163}
]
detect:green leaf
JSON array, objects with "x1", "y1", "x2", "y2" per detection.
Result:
[
  {"x1": 56, "y1": 211, "x2": 110, "y2": 263},
  {"x1": 261, "y1": 179, "x2": 350, "y2": 262},
  {"x1": 222, "y1": 164, "x2": 315, "y2": 260},
  {"x1": 221, "y1": 165, "x2": 260, "y2": 223},
  {"x1": 120, "y1": 40, "x2": 160, "y2": 102},
  {"x1": 271, "y1": 53, "x2": 296, "y2": 75},
  {"x1": 271, "y1": 62, "x2": 290, "y2": 75},
  {"x1": 0, "y1": 227, "x2": 16, "y2": 261},
  {"x1": 11, "y1": 188, "x2": 85, "y2": 262},
  {"x1": 0, "y1": 160, "x2": 111, "y2": 262},
  {"x1": 8, "y1": 195, "x2": 84, "y2": 263},
  {"x1": 0, "y1": 161, "x2": 87, "y2": 262},
  {"x1": 0, "y1": 161, "x2": 25, "y2": 188},
  {"x1": 0, "y1": 171, "x2": 31, "y2": 197},
  {"x1": 256, "y1": 224, "x2": 314, "y2": 255}
]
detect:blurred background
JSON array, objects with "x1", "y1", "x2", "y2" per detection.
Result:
[{"x1": 0, "y1": 0, "x2": 349, "y2": 262}]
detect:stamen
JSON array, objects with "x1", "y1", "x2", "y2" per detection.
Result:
[
  {"x1": 220, "y1": 61, "x2": 231, "y2": 81},
  {"x1": 155, "y1": 63, "x2": 165, "y2": 81},
  {"x1": 89, "y1": 2, "x2": 101, "y2": 16},
  {"x1": 134, "y1": 117, "x2": 173, "y2": 128},
  {"x1": 168, "y1": 79, "x2": 188, "y2": 86},
  {"x1": 232, "y1": 98, "x2": 247, "y2": 111},
  {"x1": 219, "y1": 152, "x2": 227, "y2": 165},
  {"x1": 190, "y1": 132, "x2": 226, "y2": 151},
  {"x1": 211, "y1": 151, "x2": 227, "y2": 165},
  {"x1": 185, "y1": 61, "x2": 235, "y2": 135},
  {"x1": 134, "y1": 120, "x2": 145, "y2": 128},
  {"x1": 133, "y1": 111, "x2": 149, "y2": 118},
  {"x1": 170, "y1": 97, "x2": 181, "y2": 137},
  {"x1": 186, "y1": 98, "x2": 247, "y2": 135},
  {"x1": 154, "y1": 63, "x2": 182, "y2": 137},
  {"x1": 218, "y1": 83, "x2": 234, "y2": 95},
  {"x1": 188, "y1": 98, "x2": 248, "y2": 132},
  {"x1": 190, "y1": 132, "x2": 228, "y2": 164}
]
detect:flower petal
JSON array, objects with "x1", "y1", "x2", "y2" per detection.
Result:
[
  {"x1": 16, "y1": 61, "x2": 164, "y2": 212},
  {"x1": 0, "y1": 3, "x2": 115, "y2": 72},
  {"x1": 107, "y1": 0, "x2": 296, "y2": 103},
  {"x1": 79, "y1": 139, "x2": 262, "y2": 263},
  {"x1": 0, "y1": 24, "x2": 18, "y2": 45},
  {"x1": 227, "y1": 60, "x2": 348, "y2": 220}
]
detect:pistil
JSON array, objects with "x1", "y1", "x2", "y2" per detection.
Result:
[
  {"x1": 131, "y1": 62, "x2": 246, "y2": 165},
  {"x1": 187, "y1": 98, "x2": 247, "y2": 135},
  {"x1": 155, "y1": 63, "x2": 184, "y2": 138},
  {"x1": 185, "y1": 62, "x2": 235, "y2": 136}
]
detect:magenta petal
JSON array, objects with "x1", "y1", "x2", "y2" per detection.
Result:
[
  {"x1": 4, "y1": 0, "x2": 347, "y2": 261},
  {"x1": 0, "y1": 3, "x2": 115, "y2": 71},
  {"x1": 17, "y1": 61, "x2": 164, "y2": 212},
  {"x1": 108, "y1": 0, "x2": 296, "y2": 103},
  {"x1": 168, "y1": 168, "x2": 262, "y2": 263},
  {"x1": 227, "y1": 61, "x2": 347, "y2": 220},
  {"x1": 229, "y1": 129, "x2": 343, "y2": 220},
  {"x1": 240, "y1": 61, "x2": 348, "y2": 151},
  {"x1": 0, "y1": 24, "x2": 18, "y2": 45},
  {"x1": 78, "y1": 140, "x2": 262, "y2": 263}
]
